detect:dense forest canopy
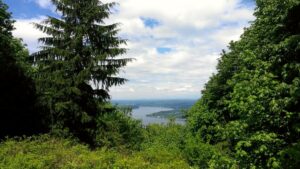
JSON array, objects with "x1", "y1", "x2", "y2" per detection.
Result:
[
  {"x1": 188, "y1": 0, "x2": 300, "y2": 168},
  {"x1": 0, "y1": 0, "x2": 299, "y2": 168}
]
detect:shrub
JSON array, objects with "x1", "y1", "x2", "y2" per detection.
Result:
[{"x1": 0, "y1": 135, "x2": 191, "y2": 169}]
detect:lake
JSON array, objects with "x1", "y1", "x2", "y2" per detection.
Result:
[{"x1": 131, "y1": 106, "x2": 186, "y2": 125}]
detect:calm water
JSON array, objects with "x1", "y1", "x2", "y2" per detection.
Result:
[{"x1": 131, "y1": 106, "x2": 186, "y2": 125}]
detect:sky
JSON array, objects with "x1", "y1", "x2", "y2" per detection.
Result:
[{"x1": 4, "y1": 0, "x2": 256, "y2": 100}]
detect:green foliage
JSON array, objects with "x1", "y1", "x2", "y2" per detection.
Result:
[
  {"x1": 188, "y1": 0, "x2": 300, "y2": 168},
  {"x1": 183, "y1": 134, "x2": 237, "y2": 169},
  {"x1": 31, "y1": 0, "x2": 132, "y2": 146},
  {"x1": 142, "y1": 122, "x2": 186, "y2": 153},
  {"x1": 94, "y1": 105, "x2": 144, "y2": 149},
  {"x1": 235, "y1": 132, "x2": 284, "y2": 169},
  {"x1": 138, "y1": 122, "x2": 191, "y2": 168},
  {"x1": 0, "y1": 0, "x2": 45, "y2": 138},
  {"x1": 280, "y1": 141, "x2": 300, "y2": 169},
  {"x1": 0, "y1": 134, "x2": 191, "y2": 169}
]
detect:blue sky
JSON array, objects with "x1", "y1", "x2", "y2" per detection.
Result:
[
  {"x1": 5, "y1": 0, "x2": 255, "y2": 100},
  {"x1": 5, "y1": 0, "x2": 55, "y2": 18},
  {"x1": 141, "y1": 17, "x2": 161, "y2": 29}
]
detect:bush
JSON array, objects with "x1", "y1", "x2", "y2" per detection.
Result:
[
  {"x1": 183, "y1": 134, "x2": 237, "y2": 169},
  {"x1": 94, "y1": 105, "x2": 144, "y2": 150},
  {"x1": 0, "y1": 135, "x2": 191, "y2": 169}
]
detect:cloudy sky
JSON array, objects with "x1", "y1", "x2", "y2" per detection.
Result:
[{"x1": 4, "y1": 0, "x2": 255, "y2": 100}]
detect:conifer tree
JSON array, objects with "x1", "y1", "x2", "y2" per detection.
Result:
[{"x1": 32, "y1": 0, "x2": 132, "y2": 144}]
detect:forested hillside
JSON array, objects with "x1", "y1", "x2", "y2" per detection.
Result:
[
  {"x1": 188, "y1": 0, "x2": 300, "y2": 168},
  {"x1": 0, "y1": 0, "x2": 299, "y2": 168}
]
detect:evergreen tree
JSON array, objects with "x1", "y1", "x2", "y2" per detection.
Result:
[
  {"x1": 0, "y1": 0, "x2": 44, "y2": 138},
  {"x1": 32, "y1": 0, "x2": 132, "y2": 145}
]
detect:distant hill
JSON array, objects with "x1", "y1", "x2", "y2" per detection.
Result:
[
  {"x1": 112, "y1": 99, "x2": 197, "y2": 119},
  {"x1": 112, "y1": 99, "x2": 197, "y2": 110}
]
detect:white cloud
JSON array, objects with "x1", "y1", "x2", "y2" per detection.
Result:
[
  {"x1": 107, "y1": 0, "x2": 255, "y2": 99},
  {"x1": 34, "y1": 0, "x2": 52, "y2": 8},
  {"x1": 13, "y1": 16, "x2": 47, "y2": 52},
  {"x1": 129, "y1": 88, "x2": 135, "y2": 92},
  {"x1": 31, "y1": 0, "x2": 56, "y2": 13},
  {"x1": 12, "y1": 0, "x2": 255, "y2": 99}
]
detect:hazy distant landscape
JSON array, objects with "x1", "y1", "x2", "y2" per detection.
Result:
[{"x1": 112, "y1": 99, "x2": 197, "y2": 124}]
